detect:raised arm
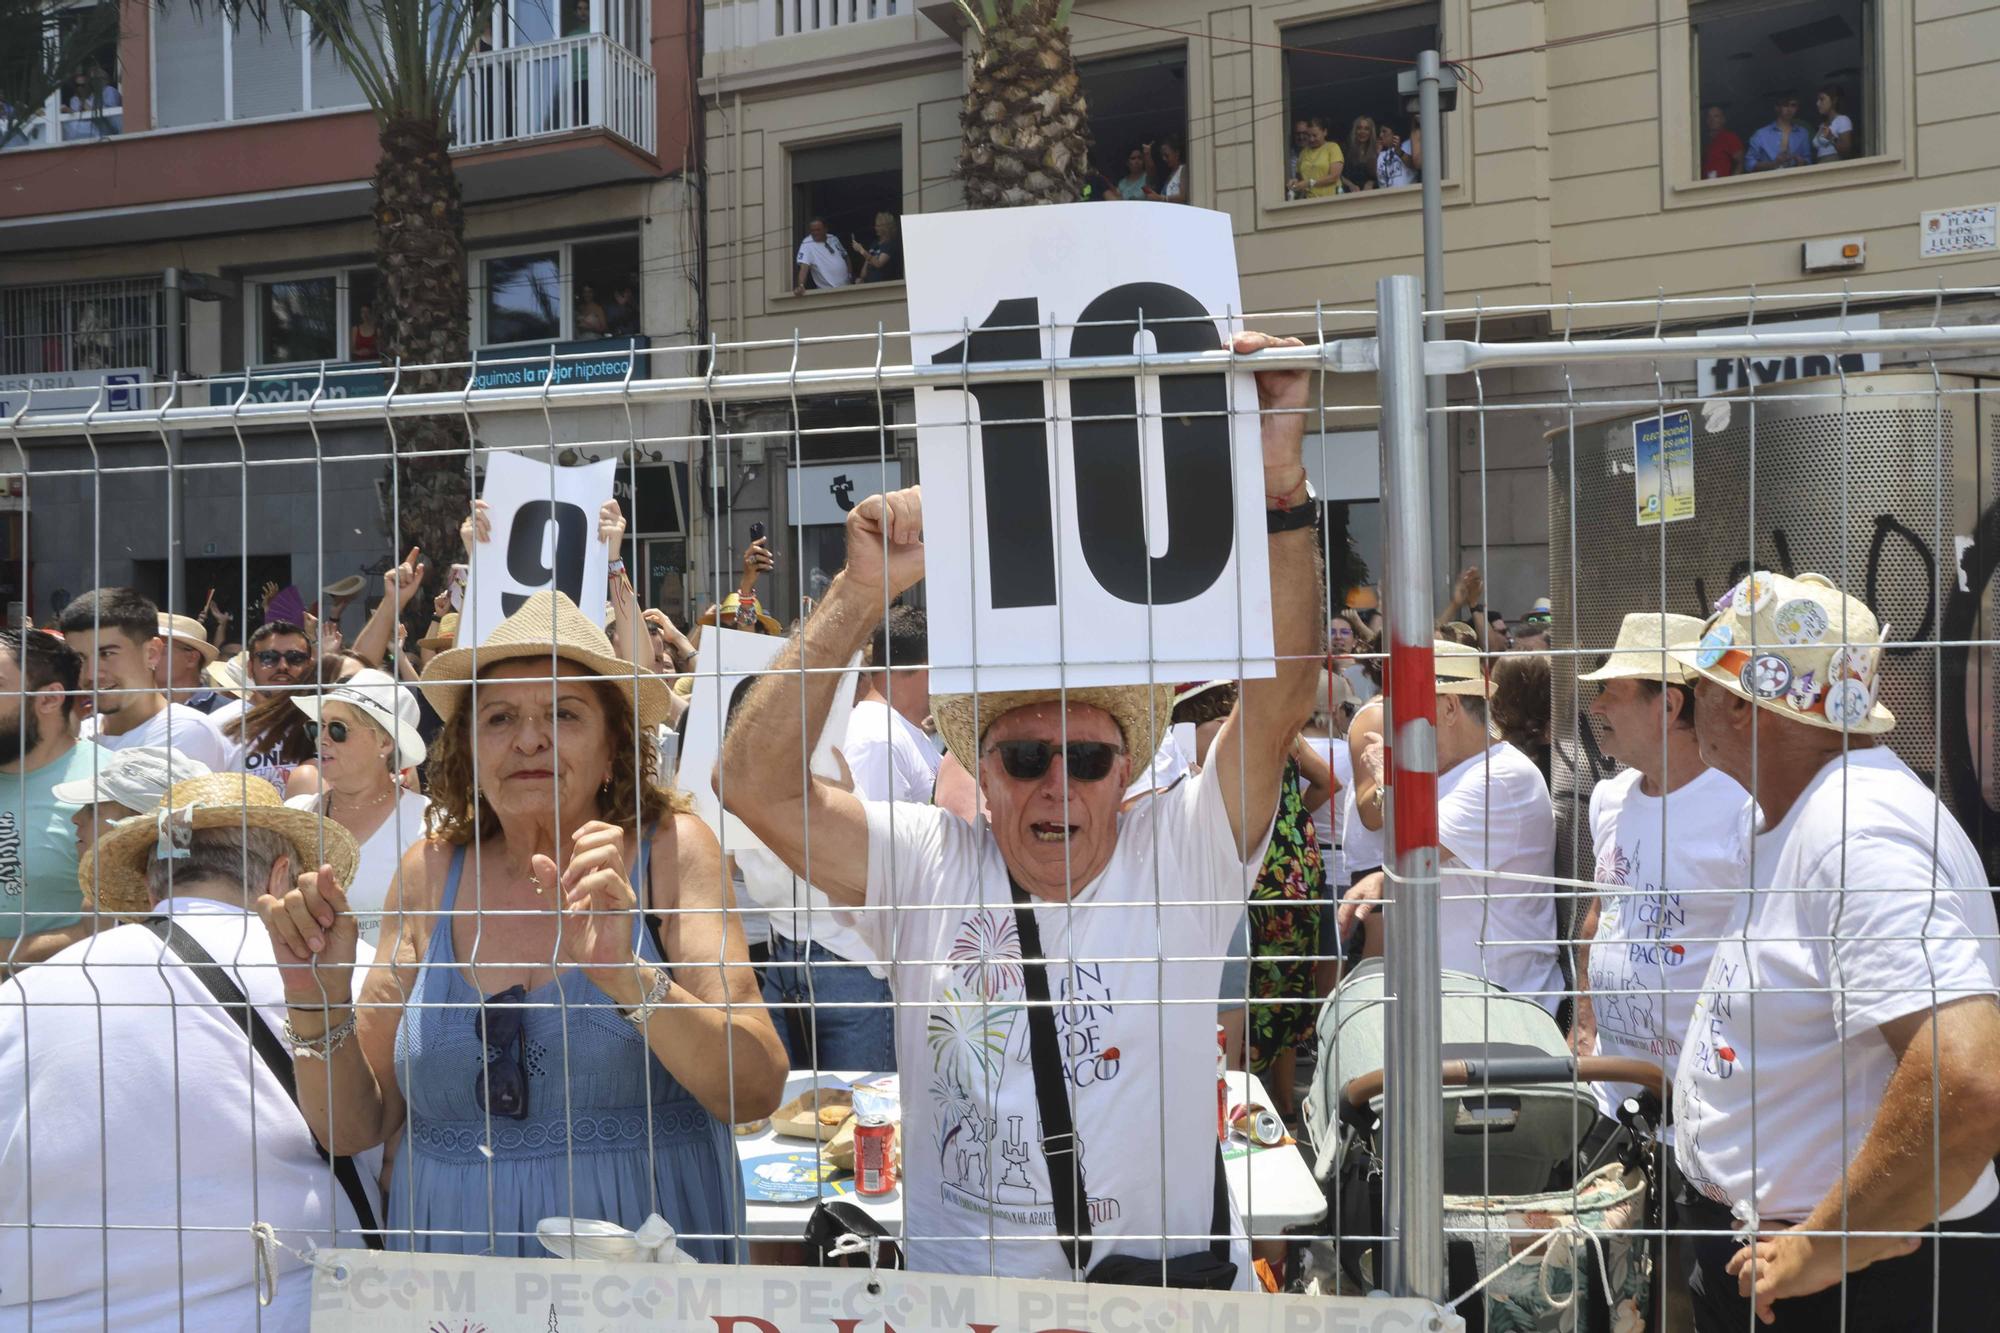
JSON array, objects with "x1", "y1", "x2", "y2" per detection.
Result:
[
  {"x1": 1348, "y1": 697, "x2": 1386, "y2": 832},
  {"x1": 1204, "y1": 333, "x2": 1327, "y2": 858},
  {"x1": 351, "y1": 547, "x2": 424, "y2": 669},
  {"x1": 719, "y1": 489, "x2": 925, "y2": 906}
]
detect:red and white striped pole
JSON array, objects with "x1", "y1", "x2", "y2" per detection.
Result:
[{"x1": 1375, "y1": 273, "x2": 1445, "y2": 1300}]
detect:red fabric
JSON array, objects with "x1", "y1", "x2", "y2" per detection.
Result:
[
  {"x1": 1385, "y1": 639, "x2": 1439, "y2": 857},
  {"x1": 1703, "y1": 130, "x2": 1744, "y2": 178}
]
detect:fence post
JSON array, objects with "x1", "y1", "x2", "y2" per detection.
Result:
[{"x1": 1375, "y1": 273, "x2": 1445, "y2": 1301}]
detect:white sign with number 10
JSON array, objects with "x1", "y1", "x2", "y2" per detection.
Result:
[{"x1": 905, "y1": 203, "x2": 1276, "y2": 695}]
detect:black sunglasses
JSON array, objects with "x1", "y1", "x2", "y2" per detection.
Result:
[
  {"x1": 987, "y1": 739, "x2": 1125, "y2": 784},
  {"x1": 475, "y1": 984, "x2": 530, "y2": 1120},
  {"x1": 304, "y1": 719, "x2": 350, "y2": 744},
  {"x1": 255, "y1": 649, "x2": 312, "y2": 668}
]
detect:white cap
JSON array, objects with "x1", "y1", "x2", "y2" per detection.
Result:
[
  {"x1": 52, "y1": 746, "x2": 214, "y2": 812},
  {"x1": 290, "y1": 668, "x2": 427, "y2": 769}
]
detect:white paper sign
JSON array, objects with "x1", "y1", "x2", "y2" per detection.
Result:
[
  {"x1": 1921, "y1": 203, "x2": 1998, "y2": 257},
  {"x1": 309, "y1": 1250, "x2": 1461, "y2": 1332},
  {"x1": 465, "y1": 451, "x2": 618, "y2": 645},
  {"x1": 790, "y1": 459, "x2": 904, "y2": 527},
  {"x1": 678, "y1": 625, "x2": 860, "y2": 854},
  {"x1": 0, "y1": 366, "x2": 149, "y2": 418},
  {"x1": 905, "y1": 203, "x2": 1277, "y2": 695},
  {"x1": 1692, "y1": 312, "x2": 1880, "y2": 395}
]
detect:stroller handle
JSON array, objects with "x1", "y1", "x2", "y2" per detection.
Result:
[{"x1": 1340, "y1": 1056, "x2": 1670, "y2": 1108}]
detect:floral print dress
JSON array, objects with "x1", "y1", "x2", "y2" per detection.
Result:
[{"x1": 1246, "y1": 756, "x2": 1325, "y2": 1073}]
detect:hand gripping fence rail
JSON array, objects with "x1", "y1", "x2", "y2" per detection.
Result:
[{"x1": 1, "y1": 282, "x2": 1999, "y2": 1330}]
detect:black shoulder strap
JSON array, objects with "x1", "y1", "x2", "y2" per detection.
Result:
[
  {"x1": 1009, "y1": 880, "x2": 1231, "y2": 1275},
  {"x1": 144, "y1": 916, "x2": 384, "y2": 1249}
]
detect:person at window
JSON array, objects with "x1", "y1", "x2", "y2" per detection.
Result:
[
  {"x1": 1743, "y1": 92, "x2": 1810, "y2": 172},
  {"x1": 1285, "y1": 120, "x2": 1310, "y2": 198},
  {"x1": 1117, "y1": 145, "x2": 1152, "y2": 200},
  {"x1": 1342, "y1": 116, "x2": 1379, "y2": 192},
  {"x1": 258, "y1": 590, "x2": 785, "y2": 1259},
  {"x1": 1144, "y1": 135, "x2": 1188, "y2": 204},
  {"x1": 793, "y1": 217, "x2": 852, "y2": 296},
  {"x1": 1812, "y1": 85, "x2": 1854, "y2": 163},
  {"x1": 604, "y1": 279, "x2": 640, "y2": 336},
  {"x1": 574, "y1": 283, "x2": 609, "y2": 338},
  {"x1": 349, "y1": 302, "x2": 379, "y2": 360},
  {"x1": 1701, "y1": 105, "x2": 1744, "y2": 179},
  {"x1": 1287, "y1": 116, "x2": 1341, "y2": 199},
  {"x1": 851, "y1": 211, "x2": 901, "y2": 283},
  {"x1": 1375, "y1": 119, "x2": 1417, "y2": 189}
]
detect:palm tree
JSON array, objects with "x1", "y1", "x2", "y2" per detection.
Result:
[
  {"x1": 226, "y1": 0, "x2": 498, "y2": 608},
  {"x1": 954, "y1": 0, "x2": 1089, "y2": 208}
]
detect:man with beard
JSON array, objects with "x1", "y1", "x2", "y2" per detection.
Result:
[
  {"x1": 0, "y1": 629, "x2": 106, "y2": 973},
  {"x1": 59, "y1": 588, "x2": 230, "y2": 769}
]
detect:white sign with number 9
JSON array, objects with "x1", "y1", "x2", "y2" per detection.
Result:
[{"x1": 905, "y1": 204, "x2": 1277, "y2": 695}]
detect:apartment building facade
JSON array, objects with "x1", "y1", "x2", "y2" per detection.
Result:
[
  {"x1": 0, "y1": 0, "x2": 705, "y2": 631},
  {"x1": 699, "y1": 0, "x2": 2000, "y2": 623}
]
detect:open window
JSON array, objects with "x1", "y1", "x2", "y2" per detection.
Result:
[
  {"x1": 1078, "y1": 46, "x2": 1188, "y2": 200},
  {"x1": 1281, "y1": 3, "x2": 1442, "y2": 198},
  {"x1": 789, "y1": 134, "x2": 902, "y2": 290},
  {"x1": 250, "y1": 267, "x2": 380, "y2": 367},
  {"x1": 475, "y1": 235, "x2": 643, "y2": 346},
  {"x1": 1690, "y1": 0, "x2": 1873, "y2": 179}
]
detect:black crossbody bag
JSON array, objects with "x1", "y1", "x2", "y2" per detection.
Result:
[
  {"x1": 1009, "y1": 881, "x2": 1237, "y2": 1290},
  {"x1": 144, "y1": 917, "x2": 385, "y2": 1250}
]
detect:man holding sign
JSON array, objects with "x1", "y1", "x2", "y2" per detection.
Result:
[{"x1": 722, "y1": 333, "x2": 1321, "y2": 1285}]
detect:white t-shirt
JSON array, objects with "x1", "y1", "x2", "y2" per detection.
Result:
[
  {"x1": 837, "y1": 765, "x2": 1265, "y2": 1282},
  {"x1": 1812, "y1": 113, "x2": 1852, "y2": 160},
  {"x1": 209, "y1": 698, "x2": 303, "y2": 795},
  {"x1": 1300, "y1": 736, "x2": 1342, "y2": 859},
  {"x1": 1436, "y1": 742, "x2": 1563, "y2": 1009},
  {"x1": 1342, "y1": 746, "x2": 1384, "y2": 882},
  {"x1": 844, "y1": 697, "x2": 942, "y2": 805},
  {"x1": 0, "y1": 899, "x2": 371, "y2": 1329},
  {"x1": 1674, "y1": 747, "x2": 2000, "y2": 1224},
  {"x1": 1586, "y1": 765, "x2": 1750, "y2": 1126},
  {"x1": 79, "y1": 702, "x2": 230, "y2": 772},
  {"x1": 736, "y1": 843, "x2": 886, "y2": 979},
  {"x1": 285, "y1": 787, "x2": 430, "y2": 948},
  {"x1": 1376, "y1": 146, "x2": 1416, "y2": 188},
  {"x1": 795, "y1": 234, "x2": 851, "y2": 290}
]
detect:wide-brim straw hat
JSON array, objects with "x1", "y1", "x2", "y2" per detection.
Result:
[
  {"x1": 420, "y1": 589, "x2": 671, "y2": 728},
  {"x1": 933, "y1": 684, "x2": 1178, "y2": 776},
  {"x1": 1669, "y1": 570, "x2": 1894, "y2": 735},
  {"x1": 203, "y1": 652, "x2": 249, "y2": 699},
  {"x1": 1578, "y1": 612, "x2": 1706, "y2": 683},
  {"x1": 159, "y1": 614, "x2": 219, "y2": 663},
  {"x1": 80, "y1": 772, "x2": 359, "y2": 917},
  {"x1": 1434, "y1": 640, "x2": 1493, "y2": 696}
]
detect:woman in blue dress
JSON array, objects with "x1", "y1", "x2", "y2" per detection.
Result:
[{"x1": 260, "y1": 589, "x2": 787, "y2": 1259}]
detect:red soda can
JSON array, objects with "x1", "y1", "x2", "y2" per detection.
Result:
[{"x1": 854, "y1": 1115, "x2": 896, "y2": 1196}]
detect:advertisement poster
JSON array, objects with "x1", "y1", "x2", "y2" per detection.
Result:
[{"x1": 1632, "y1": 409, "x2": 1695, "y2": 527}]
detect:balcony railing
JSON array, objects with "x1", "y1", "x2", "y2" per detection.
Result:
[
  {"x1": 773, "y1": 0, "x2": 899, "y2": 38},
  {"x1": 449, "y1": 34, "x2": 655, "y2": 157}
]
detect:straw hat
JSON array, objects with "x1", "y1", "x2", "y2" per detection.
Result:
[
  {"x1": 418, "y1": 612, "x2": 460, "y2": 652},
  {"x1": 1522, "y1": 597, "x2": 1554, "y2": 624},
  {"x1": 698, "y1": 593, "x2": 781, "y2": 637},
  {"x1": 1578, "y1": 612, "x2": 1706, "y2": 683},
  {"x1": 420, "y1": 589, "x2": 670, "y2": 728},
  {"x1": 1434, "y1": 640, "x2": 1493, "y2": 696},
  {"x1": 158, "y1": 614, "x2": 218, "y2": 663},
  {"x1": 80, "y1": 773, "x2": 359, "y2": 918},
  {"x1": 324, "y1": 574, "x2": 368, "y2": 599},
  {"x1": 291, "y1": 668, "x2": 427, "y2": 769},
  {"x1": 932, "y1": 684, "x2": 1178, "y2": 777},
  {"x1": 1670, "y1": 571, "x2": 1893, "y2": 735},
  {"x1": 203, "y1": 652, "x2": 249, "y2": 699}
]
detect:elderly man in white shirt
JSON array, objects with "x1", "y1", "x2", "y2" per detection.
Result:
[
  {"x1": 720, "y1": 334, "x2": 1322, "y2": 1285},
  {"x1": 1339, "y1": 640, "x2": 1563, "y2": 1010},
  {"x1": 792, "y1": 217, "x2": 853, "y2": 295},
  {"x1": 1671, "y1": 571, "x2": 2000, "y2": 1332},
  {"x1": 0, "y1": 774, "x2": 374, "y2": 1329}
]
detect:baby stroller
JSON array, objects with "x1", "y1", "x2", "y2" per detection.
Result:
[{"x1": 1301, "y1": 961, "x2": 1665, "y2": 1333}]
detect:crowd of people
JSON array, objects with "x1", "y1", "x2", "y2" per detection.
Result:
[
  {"x1": 1702, "y1": 87, "x2": 1856, "y2": 179},
  {"x1": 2, "y1": 339, "x2": 1997, "y2": 1331},
  {"x1": 1284, "y1": 113, "x2": 1422, "y2": 199}
]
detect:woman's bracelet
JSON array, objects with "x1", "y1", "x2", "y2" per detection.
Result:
[
  {"x1": 283, "y1": 1011, "x2": 358, "y2": 1060},
  {"x1": 620, "y1": 966, "x2": 672, "y2": 1027}
]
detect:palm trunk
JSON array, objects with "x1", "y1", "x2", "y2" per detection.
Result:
[
  {"x1": 959, "y1": 2, "x2": 1088, "y2": 208},
  {"x1": 373, "y1": 116, "x2": 473, "y2": 624}
]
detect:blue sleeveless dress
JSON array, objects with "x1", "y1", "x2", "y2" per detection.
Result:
[{"x1": 388, "y1": 839, "x2": 745, "y2": 1260}]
